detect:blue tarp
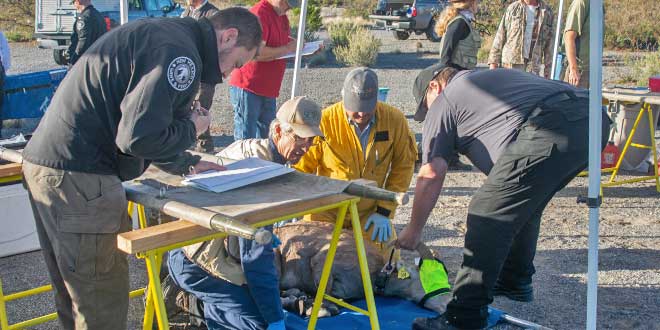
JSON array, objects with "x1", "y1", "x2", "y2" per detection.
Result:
[
  {"x1": 1, "y1": 68, "x2": 67, "y2": 120},
  {"x1": 283, "y1": 297, "x2": 505, "y2": 330}
]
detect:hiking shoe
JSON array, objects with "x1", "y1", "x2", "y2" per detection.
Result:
[
  {"x1": 447, "y1": 158, "x2": 472, "y2": 171},
  {"x1": 412, "y1": 314, "x2": 484, "y2": 330},
  {"x1": 162, "y1": 275, "x2": 187, "y2": 318},
  {"x1": 492, "y1": 282, "x2": 534, "y2": 302}
]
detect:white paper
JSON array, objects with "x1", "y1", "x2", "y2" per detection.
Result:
[
  {"x1": 181, "y1": 157, "x2": 294, "y2": 193},
  {"x1": 0, "y1": 134, "x2": 27, "y2": 147},
  {"x1": 277, "y1": 41, "x2": 323, "y2": 60}
]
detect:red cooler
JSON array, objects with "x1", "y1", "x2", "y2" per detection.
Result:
[{"x1": 650, "y1": 75, "x2": 660, "y2": 92}]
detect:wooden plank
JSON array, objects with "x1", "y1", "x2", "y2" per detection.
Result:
[
  {"x1": 118, "y1": 220, "x2": 215, "y2": 254},
  {"x1": 117, "y1": 193, "x2": 354, "y2": 254},
  {"x1": 0, "y1": 163, "x2": 22, "y2": 178}
]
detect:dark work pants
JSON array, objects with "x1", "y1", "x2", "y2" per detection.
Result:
[
  {"x1": 446, "y1": 98, "x2": 609, "y2": 329},
  {"x1": 168, "y1": 249, "x2": 268, "y2": 330}
]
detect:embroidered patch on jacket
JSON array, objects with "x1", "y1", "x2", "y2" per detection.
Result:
[
  {"x1": 374, "y1": 131, "x2": 389, "y2": 142},
  {"x1": 167, "y1": 57, "x2": 196, "y2": 91}
]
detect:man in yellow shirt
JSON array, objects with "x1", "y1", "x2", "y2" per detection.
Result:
[{"x1": 295, "y1": 67, "x2": 417, "y2": 254}]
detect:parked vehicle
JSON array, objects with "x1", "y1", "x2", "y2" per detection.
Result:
[
  {"x1": 369, "y1": 0, "x2": 447, "y2": 42},
  {"x1": 35, "y1": 0, "x2": 183, "y2": 65}
]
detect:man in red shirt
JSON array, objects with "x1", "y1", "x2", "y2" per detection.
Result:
[{"x1": 229, "y1": 0, "x2": 299, "y2": 140}]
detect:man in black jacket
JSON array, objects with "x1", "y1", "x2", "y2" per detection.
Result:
[
  {"x1": 22, "y1": 8, "x2": 262, "y2": 330},
  {"x1": 67, "y1": 0, "x2": 107, "y2": 65},
  {"x1": 182, "y1": 0, "x2": 221, "y2": 152}
]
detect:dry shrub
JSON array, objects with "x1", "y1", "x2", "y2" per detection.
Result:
[
  {"x1": 477, "y1": 0, "x2": 659, "y2": 51},
  {"x1": 333, "y1": 26, "x2": 381, "y2": 67},
  {"x1": 624, "y1": 51, "x2": 660, "y2": 87},
  {"x1": 603, "y1": 0, "x2": 659, "y2": 50},
  {"x1": 477, "y1": 34, "x2": 494, "y2": 63},
  {"x1": 328, "y1": 21, "x2": 360, "y2": 48},
  {"x1": 343, "y1": 0, "x2": 377, "y2": 18}
]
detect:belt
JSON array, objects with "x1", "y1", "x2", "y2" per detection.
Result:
[{"x1": 539, "y1": 90, "x2": 589, "y2": 108}]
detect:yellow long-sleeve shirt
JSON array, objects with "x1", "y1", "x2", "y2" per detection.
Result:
[{"x1": 295, "y1": 101, "x2": 418, "y2": 229}]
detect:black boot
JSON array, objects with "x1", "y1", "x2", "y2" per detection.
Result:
[
  {"x1": 492, "y1": 281, "x2": 534, "y2": 302},
  {"x1": 447, "y1": 158, "x2": 472, "y2": 171}
]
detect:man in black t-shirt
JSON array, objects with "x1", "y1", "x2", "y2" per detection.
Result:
[{"x1": 397, "y1": 65, "x2": 609, "y2": 330}]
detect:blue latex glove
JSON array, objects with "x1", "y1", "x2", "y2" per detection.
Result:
[
  {"x1": 267, "y1": 319, "x2": 286, "y2": 330},
  {"x1": 271, "y1": 233, "x2": 282, "y2": 249},
  {"x1": 364, "y1": 213, "x2": 391, "y2": 242}
]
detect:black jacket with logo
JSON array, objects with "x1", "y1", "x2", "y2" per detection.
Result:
[
  {"x1": 24, "y1": 17, "x2": 223, "y2": 179},
  {"x1": 67, "y1": 5, "x2": 107, "y2": 65}
]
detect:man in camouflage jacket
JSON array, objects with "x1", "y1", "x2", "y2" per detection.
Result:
[{"x1": 488, "y1": 0, "x2": 554, "y2": 78}]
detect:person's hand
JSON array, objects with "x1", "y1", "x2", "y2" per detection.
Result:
[
  {"x1": 364, "y1": 213, "x2": 391, "y2": 242},
  {"x1": 489, "y1": 63, "x2": 498, "y2": 70},
  {"x1": 285, "y1": 39, "x2": 297, "y2": 53},
  {"x1": 190, "y1": 102, "x2": 211, "y2": 136},
  {"x1": 567, "y1": 65, "x2": 581, "y2": 86},
  {"x1": 267, "y1": 320, "x2": 285, "y2": 330},
  {"x1": 393, "y1": 225, "x2": 422, "y2": 251},
  {"x1": 190, "y1": 160, "x2": 225, "y2": 174}
]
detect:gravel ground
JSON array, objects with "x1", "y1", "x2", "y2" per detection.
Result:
[{"x1": 1, "y1": 31, "x2": 658, "y2": 330}]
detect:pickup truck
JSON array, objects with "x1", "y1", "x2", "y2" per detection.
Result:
[
  {"x1": 369, "y1": 0, "x2": 447, "y2": 42},
  {"x1": 35, "y1": 0, "x2": 183, "y2": 65}
]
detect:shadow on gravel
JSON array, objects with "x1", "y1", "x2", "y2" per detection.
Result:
[
  {"x1": 372, "y1": 54, "x2": 438, "y2": 70},
  {"x1": 556, "y1": 185, "x2": 660, "y2": 199},
  {"x1": 538, "y1": 247, "x2": 660, "y2": 273}
]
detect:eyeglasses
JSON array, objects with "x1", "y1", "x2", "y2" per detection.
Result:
[{"x1": 293, "y1": 135, "x2": 319, "y2": 149}]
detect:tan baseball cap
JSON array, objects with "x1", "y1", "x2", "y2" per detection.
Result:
[{"x1": 276, "y1": 96, "x2": 324, "y2": 138}]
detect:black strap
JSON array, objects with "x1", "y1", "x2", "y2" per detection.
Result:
[{"x1": 418, "y1": 288, "x2": 452, "y2": 307}]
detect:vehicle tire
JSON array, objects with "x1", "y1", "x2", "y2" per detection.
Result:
[
  {"x1": 425, "y1": 18, "x2": 442, "y2": 42},
  {"x1": 393, "y1": 30, "x2": 410, "y2": 40},
  {"x1": 53, "y1": 49, "x2": 67, "y2": 65}
]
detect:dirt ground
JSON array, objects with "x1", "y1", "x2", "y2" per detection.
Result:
[{"x1": 1, "y1": 31, "x2": 658, "y2": 330}]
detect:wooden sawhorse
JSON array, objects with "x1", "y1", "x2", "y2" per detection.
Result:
[{"x1": 119, "y1": 194, "x2": 381, "y2": 330}]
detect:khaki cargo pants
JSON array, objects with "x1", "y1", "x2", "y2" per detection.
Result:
[{"x1": 22, "y1": 162, "x2": 131, "y2": 330}]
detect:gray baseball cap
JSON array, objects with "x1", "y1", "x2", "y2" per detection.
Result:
[
  {"x1": 287, "y1": 0, "x2": 301, "y2": 7},
  {"x1": 342, "y1": 67, "x2": 378, "y2": 113}
]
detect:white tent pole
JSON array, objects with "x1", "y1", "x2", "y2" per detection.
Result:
[
  {"x1": 550, "y1": 0, "x2": 565, "y2": 80},
  {"x1": 291, "y1": 0, "x2": 309, "y2": 98},
  {"x1": 586, "y1": 0, "x2": 604, "y2": 329},
  {"x1": 120, "y1": 0, "x2": 128, "y2": 25}
]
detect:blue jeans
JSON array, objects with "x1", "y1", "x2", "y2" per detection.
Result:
[
  {"x1": 230, "y1": 86, "x2": 276, "y2": 140},
  {"x1": 167, "y1": 249, "x2": 268, "y2": 330}
]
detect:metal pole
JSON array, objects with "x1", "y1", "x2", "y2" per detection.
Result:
[
  {"x1": 291, "y1": 0, "x2": 308, "y2": 98},
  {"x1": 586, "y1": 0, "x2": 604, "y2": 329},
  {"x1": 550, "y1": 0, "x2": 565, "y2": 80},
  {"x1": 120, "y1": 0, "x2": 128, "y2": 25}
]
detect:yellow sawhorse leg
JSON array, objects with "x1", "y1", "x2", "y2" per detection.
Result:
[
  {"x1": 142, "y1": 252, "x2": 167, "y2": 330},
  {"x1": 307, "y1": 200, "x2": 380, "y2": 330},
  {"x1": 129, "y1": 202, "x2": 169, "y2": 330},
  {"x1": 0, "y1": 202, "x2": 147, "y2": 330},
  {"x1": 603, "y1": 102, "x2": 660, "y2": 191}
]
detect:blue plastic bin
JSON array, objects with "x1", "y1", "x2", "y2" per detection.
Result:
[{"x1": 1, "y1": 68, "x2": 68, "y2": 120}]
